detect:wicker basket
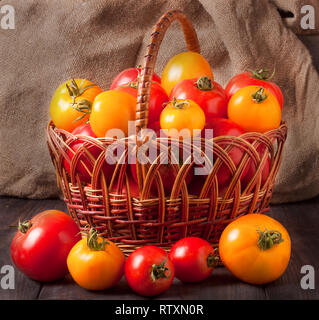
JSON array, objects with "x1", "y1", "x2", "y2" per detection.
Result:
[{"x1": 46, "y1": 10, "x2": 287, "y2": 255}]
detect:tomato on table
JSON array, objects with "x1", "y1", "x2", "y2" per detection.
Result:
[
  {"x1": 219, "y1": 213, "x2": 291, "y2": 285},
  {"x1": 169, "y1": 237, "x2": 217, "y2": 283},
  {"x1": 161, "y1": 51, "x2": 214, "y2": 95},
  {"x1": 170, "y1": 76, "x2": 227, "y2": 121},
  {"x1": 50, "y1": 79, "x2": 102, "y2": 132},
  {"x1": 125, "y1": 246, "x2": 174, "y2": 297},
  {"x1": 110, "y1": 67, "x2": 161, "y2": 89},
  {"x1": 228, "y1": 86, "x2": 282, "y2": 133},
  {"x1": 115, "y1": 81, "x2": 168, "y2": 125},
  {"x1": 90, "y1": 90, "x2": 136, "y2": 137},
  {"x1": 160, "y1": 98, "x2": 205, "y2": 138},
  {"x1": 67, "y1": 228, "x2": 125, "y2": 291},
  {"x1": 225, "y1": 69, "x2": 284, "y2": 109},
  {"x1": 11, "y1": 210, "x2": 81, "y2": 282}
]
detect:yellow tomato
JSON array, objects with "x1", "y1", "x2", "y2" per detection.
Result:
[
  {"x1": 67, "y1": 228, "x2": 125, "y2": 291},
  {"x1": 161, "y1": 52, "x2": 214, "y2": 95},
  {"x1": 160, "y1": 98, "x2": 205, "y2": 138},
  {"x1": 90, "y1": 90, "x2": 136, "y2": 138},
  {"x1": 228, "y1": 86, "x2": 281, "y2": 133},
  {"x1": 50, "y1": 79, "x2": 102, "y2": 132},
  {"x1": 219, "y1": 214, "x2": 291, "y2": 285}
]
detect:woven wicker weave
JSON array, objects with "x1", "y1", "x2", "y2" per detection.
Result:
[{"x1": 46, "y1": 10, "x2": 287, "y2": 255}]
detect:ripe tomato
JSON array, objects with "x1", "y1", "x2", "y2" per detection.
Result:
[
  {"x1": 148, "y1": 121, "x2": 161, "y2": 136},
  {"x1": 62, "y1": 123, "x2": 114, "y2": 184},
  {"x1": 125, "y1": 246, "x2": 174, "y2": 297},
  {"x1": 161, "y1": 52, "x2": 214, "y2": 95},
  {"x1": 90, "y1": 90, "x2": 136, "y2": 137},
  {"x1": 110, "y1": 67, "x2": 161, "y2": 89},
  {"x1": 241, "y1": 144, "x2": 270, "y2": 190},
  {"x1": 115, "y1": 81, "x2": 168, "y2": 125},
  {"x1": 169, "y1": 237, "x2": 217, "y2": 283},
  {"x1": 11, "y1": 210, "x2": 81, "y2": 282},
  {"x1": 203, "y1": 118, "x2": 245, "y2": 138},
  {"x1": 50, "y1": 79, "x2": 102, "y2": 132},
  {"x1": 170, "y1": 76, "x2": 227, "y2": 121},
  {"x1": 67, "y1": 228, "x2": 125, "y2": 291},
  {"x1": 219, "y1": 214, "x2": 291, "y2": 285},
  {"x1": 190, "y1": 118, "x2": 247, "y2": 196},
  {"x1": 228, "y1": 86, "x2": 281, "y2": 133},
  {"x1": 160, "y1": 98, "x2": 205, "y2": 138},
  {"x1": 130, "y1": 162, "x2": 193, "y2": 196},
  {"x1": 225, "y1": 69, "x2": 284, "y2": 109}
]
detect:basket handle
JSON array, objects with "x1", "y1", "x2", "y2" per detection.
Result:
[{"x1": 135, "y1": 10, "x2": 200, "y2": 132}]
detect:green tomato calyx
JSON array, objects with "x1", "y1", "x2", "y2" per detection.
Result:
[
  {"x1": 195, "y1": 76, "x2": 213, "y2": 91},
  {"x1": 66, "y1": 79, "x2": 96, "y2": 122},
  {"x1": 18, "y1": 220, "x2": 32, "y2": 234},
  {"x1": 151, "y1": 257, "x2": 170, "y2": 281},
  {"x1": 257, "y1": 228, "x2": 284, "y2": 251},
  {"x1": 85, "y1": 227, "x2": 109, "y2": 251},
  {"x1": 252, "y1": 87, "x2": 268, "y2": 103},
  {"x1": 250, "y1": 68, "x2": 275, "y2": 81}
]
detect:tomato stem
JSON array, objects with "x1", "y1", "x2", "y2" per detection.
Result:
[
  {"x1": 257, "y1": 228, "x2": 284, "y2": 250},
  {"x1": 195, "y1": 76, "x2": 213, "y2": 91},
  {"x1": 18, "y1": 220, "x2": 32, "y2": 234},
  {"x1": 66, "y1": 79, "x2": 96, "y2": 122},
  {"x1": 250, "y1": 68, "x2": 275, "y2": 81},
  {"x1": 251, "y1": 87, "x2": 268, "y2": 103},
  {"x1": 207, "y1": 249, "x2": 220, "y2": 268},
  {"x1": 171, "y1": 97, "x2": 190, "y2": 109},
  {"x1": 85, "y1": 227, "x2": 109, "y2": 251},
  {"x1": 151, "y1": 257, "x2": 170, "y2": 281}
]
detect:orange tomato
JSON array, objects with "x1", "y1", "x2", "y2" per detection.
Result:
[
  {"x1": 228, "y1": 86, "x2": 281, "y2": 133},
  {"x1": 67, "y1": 228, "x2": 125, "y2": 291},
  {"x1": 160, "y1": 98, "x2": 205, "y2": 138},
  {"x1": 90, "y1": 90, "x2": 136, "y2": 137},
  {"x1": 219, "y1": 214, "x2": 291, "y2": 285},
  {"x1": 50, "y1": 79, "x2": 102, "y2": 132},
  {"x1": 161, "y1": 52, "x2": 214, "y2": 95}
]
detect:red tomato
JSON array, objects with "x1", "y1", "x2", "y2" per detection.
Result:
[
  {"x1": 63, "y1": 123, "x2": 114, "y2": 184},
  {"x1": 110, "y1": 67, "x2": 161, "y2": 90},
  {"x1": 125, "y1": 246, "x2": 174, "y2": 297},
  {"x1": 115, "y1": 81, "x2": 168, "y2": 125},
  {"x1": 202, "y1": 118, "x2": 246, "y2": 138},
  {"x1": 130, "y1": 161, "x2": 193, "y2": 196},
  {"x1": 169, "y1": 237, "x2": 216, "y2": 282},
  {"x1": 241, "y1": 144, "x2": 270, "y2": 189},
  {"x1": 11, "y1": 210, "x2": 81, "y2": 282},
  {"x1": 148, "y1": 121, "x2": 162, "y2": 137},
  {"x1": 225, "y1": 70, "x2": 283, "y2": 109},
  {"x1": 170, "y1": 77, "x2": 227, "y2": 121},
  {"x1": 191, "y1": 118, "x2": 247, "y2": 196},
  {"x1": 110, "y1": 175, "x2": 142, "y2": 198}
]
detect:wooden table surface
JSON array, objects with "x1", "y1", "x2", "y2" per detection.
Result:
[{"x1": 0, "y1": 195, "x2": 318, "y2": 300}]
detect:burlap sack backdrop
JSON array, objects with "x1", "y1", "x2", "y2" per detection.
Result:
[{"x1": 0, "y1": 0, "x2": 319, "y2": 203}]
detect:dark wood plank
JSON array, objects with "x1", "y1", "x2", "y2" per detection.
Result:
[
  {"x1": 37, "y1": 268, "x2": 266, "y2": 300},
  {"x1": 1, "y1": 196, "x2": 319, "y2": 300}
]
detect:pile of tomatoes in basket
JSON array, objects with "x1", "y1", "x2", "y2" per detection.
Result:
[
  {"x1": 11, "y1": 210, "x2": 291, "y2": 296},
  {"x1": 49, "y1": 51, "x2": 283, "y2": 195}
]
